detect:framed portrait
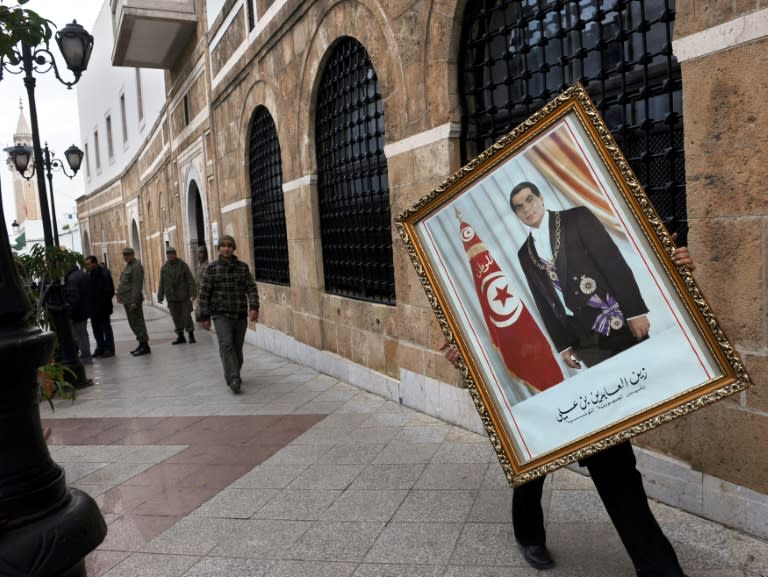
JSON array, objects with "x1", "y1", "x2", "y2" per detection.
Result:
[{"x1": 396, "y1": 83, "x2": 751, "y2": 486}]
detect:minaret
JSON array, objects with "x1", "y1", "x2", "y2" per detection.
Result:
[{"x1": 9, "y1": 100, "x2": 41, "y2": 223}]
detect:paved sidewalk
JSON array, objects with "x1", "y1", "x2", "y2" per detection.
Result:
[{"x1": 40, "y1": 304, "x2": 768, "y2": 577}]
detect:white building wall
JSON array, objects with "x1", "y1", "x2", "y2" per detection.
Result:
[{"x1": 76, "y1": 1, "x2": 166, "y2": 194}]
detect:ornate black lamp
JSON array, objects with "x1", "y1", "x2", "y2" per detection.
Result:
[
  {"x1": 1, "y1": 21, "x2": 93, "y2": 245},
  {"x1": 55, "y1": 20, "x2": 94, "y2": 81},
  {"x1": 0, "y1": 22, "x2": 104, "y2": 574},
  {"x1": 6, "y1": 142, "x2": 84, "y2": 247},
  {"x1": 1, "y1": 21, "x2": 94, "y2": 391}
]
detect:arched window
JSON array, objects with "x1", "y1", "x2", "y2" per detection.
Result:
[
  {"x1": 460, "y1": 0, "x2": 686, "y2": 241},
  {"x1": 315, "y1": 36, "x2": 395, "y2": 305},
  {"x1": 249, "y1": 105, "x2": 290, "y2": 285}
]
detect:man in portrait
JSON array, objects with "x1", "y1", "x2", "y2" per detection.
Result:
[
  {"x1": 510, "y1": 180, "x2": 649, "y2": 369},
  {"x1": 492, "y1": 180, "x2": 688, "y2": 576}
]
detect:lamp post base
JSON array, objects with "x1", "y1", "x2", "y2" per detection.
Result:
[
  {"x1": 1, "y1": 487, "x2": 106, "y2": 577},
  {"x1": 0, "y1": 326, "x2": 106, "y2": 576},
  {"x1": 46, "y1": 291, "x2": 91, "y2": 389}
]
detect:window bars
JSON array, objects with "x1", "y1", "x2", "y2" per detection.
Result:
[
  {"x1": 460, "y1": 0, "x2": 687, "y2": 242},
  {"x1": 249, "y1": 105, "x2": 290, "y2": 285},
  {"x1": 316, "y1": 36, "x2": 395, "y2": 305}
]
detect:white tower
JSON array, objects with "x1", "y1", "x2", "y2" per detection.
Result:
[{"x1": 9, "y1": 100, "x2": 42, "y2": 223}]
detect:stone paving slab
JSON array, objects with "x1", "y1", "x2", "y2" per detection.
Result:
[{"x1": 38, "y1": 304, "x2": 768, "y2": 577}]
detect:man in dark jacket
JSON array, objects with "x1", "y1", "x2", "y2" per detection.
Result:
[
  {"x1": 85, "y1": 255, "x2": 115, "y2": 357},
  {"x1": 198, "y1": 235, "x2": 259, "y2": 393},
  {"x1": 503, "y1": 181, "x2": 687, "y2": 577},
  {"x1": 157, "y1": 247, "x2": 197, "y2": 344},
  {"x1": 64, "y1": 263, "x2": 94, "y2": 364}
]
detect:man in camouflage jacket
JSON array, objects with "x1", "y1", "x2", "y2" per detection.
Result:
[
  {"x1": 157, "y1": 246, "x2": 197, "y2": 344},
  {"x1": 116, "y1": 247, "x2": 151, "y2": 356}
]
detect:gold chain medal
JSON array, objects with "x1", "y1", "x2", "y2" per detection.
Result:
[
  {"x1": 579, "y1": 275, "x2": 596, "y2": 295},
  {"x1": 528, "y1": 212, "x2": 562, "y2": 278}
]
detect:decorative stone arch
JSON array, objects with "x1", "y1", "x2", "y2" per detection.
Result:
[
  {"x1": 82, "y1": 228, "x2": 91, "y2": 256},
  {"x1": 130, "y1": 219, "x2": 142, "y2": 261},
  {"x1": 424, "y1": 0, "x2": 471, "y2": 126},
  {"x1": 236, "y1": 77, "x2": 297, "y2": 273},
  {"x1": 125, "y1": 198, "x2": 142, "y2": 261},
  {"x1": 238, "y1": 79, "x2": 283, "y2": 188},
  {"x1": 296, "y1": 0, "x2": 406, "y2": 175},
  {"x1": 183, "y1": 166, "x2": 208, "y2": 259}
]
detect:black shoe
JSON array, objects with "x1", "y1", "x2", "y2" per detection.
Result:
[
  {"x1": 519, "y1": 544, "x2": 554, "y2": 570},
  {"x1": 101, "y1": 350, "x2": 115, "y2": 358},
  {"x1": 130, "y1": 344, "x2": 142, "y2": 354},
  {"x1": 93, "y1": 349, "x2": 103, "y2": 357},
  {"x1": 187, "y1": 331, "x2": 196, "y2": 343},
  {"x1": 132, "y1": 343, "x2": 151, "y2": 356},
  {"x1": 171, "y1": 334, "x2": 186, "y2": 345},
  {"x1": 228, "y1": 376, "x2": 242, "y2": 394}
]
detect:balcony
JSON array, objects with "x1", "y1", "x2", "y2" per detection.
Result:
[{"x1": 111, "y1": 0, "x2": 197, "y2": 69}]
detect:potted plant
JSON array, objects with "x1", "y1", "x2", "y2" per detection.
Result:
[{"x1": 15, "y1": 244, "x2": 83, "y2": 407}]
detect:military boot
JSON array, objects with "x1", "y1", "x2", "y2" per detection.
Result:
[{"x1": 132, "y1": 342, "x2": 151, "y2": 356}]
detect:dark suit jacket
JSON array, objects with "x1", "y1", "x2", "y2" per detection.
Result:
[{"x1": 517, "y1": 206, "x2": 648, "y2": 353}]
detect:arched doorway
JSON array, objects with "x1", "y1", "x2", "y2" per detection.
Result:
[
  {"x1": 82, "y1": 230, "x2": 91, "y2": 256},
  {"x1": 131, "y1": 219, "x2": 141, "y2": 261},
  {"x1": 186, "y1": 179, "x2": 206, "y2": 257}
]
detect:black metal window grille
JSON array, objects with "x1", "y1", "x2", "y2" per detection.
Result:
[
  {"x1": 315, "y1": 36, "x2": 395, "y2": 305},
  {"x1": 249, "y1": 105, "x2": 290, "y2": 285},
  {"x1": 460, "y1": 0, "x2": 686, "y2": 242},
  {"x1": 246, "y1": 0, "x2": 255, "y2": 30}
]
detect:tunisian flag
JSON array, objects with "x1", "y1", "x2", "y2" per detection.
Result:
[{"x1": 458, "y1": 214, "x2": 563, "y2": 392}]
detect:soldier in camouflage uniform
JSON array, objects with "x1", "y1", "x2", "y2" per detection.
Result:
[
  {"x1": 157, "y1": 247, "x2": 197, "y2": 344},
  {"x1": 116, "y1": 247, "x2": 151, "y2": 356}
]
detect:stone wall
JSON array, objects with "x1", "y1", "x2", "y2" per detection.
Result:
[
  {"x1": 636, "y1": 6, "x2": 768, "y2": 494},
  {"x1": 77, "y1": 0, "x2": 768, "y2": 531}
]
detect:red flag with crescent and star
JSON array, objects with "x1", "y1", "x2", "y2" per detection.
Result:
[{"x1": 458, "y1": 213, "x2": 563, "y2": 392}]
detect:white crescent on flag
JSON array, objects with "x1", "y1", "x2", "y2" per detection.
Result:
[{"x1": 482, "y1": 271, "x2": 523, "y2": 328}]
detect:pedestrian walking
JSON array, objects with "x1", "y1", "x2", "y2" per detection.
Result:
[
  {"x1": 198, "y1": 235, "x2": 259, "y2": 393},
  {"x1": 194, "y1": 245, "x2": 209, "y2": 285},
  {"x1": 63, "y1": 263, "x2": 93, "y2": 365},
  {"x1": 85, "y1": 255, "x2": 115, "y2": 357},
  {"x1": 194, "y1": 244, "x2": 208, "y2": 322},
  {"x1": 157, "y1": 247, "x2": 197, "y2": 344},
  {"x1": 116, "y1": 247, "x2": 151, "y2": 356},
  {"x1": 441, "y1": 244, "x2": 696, "y2": 576}
]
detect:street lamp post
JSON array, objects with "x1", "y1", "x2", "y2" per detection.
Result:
[
  {"x1": 1, "y1": 21, "x2": 94, "y2": 391},
  {"x1": 1, "y1": 20, "x2": 92, "y2": 247},
  {"x1": 5, "y1": 140, "x2": 90, "y2": 389},
  {"x1": 5, "y1": 142, "x2": 84, "y2": 248},
  {"x1": 0, "y1": 178, "x2": 105, "y2": 577},
  {"x1": 0, "y1": 21, "x2": 105, "y2": 575}
]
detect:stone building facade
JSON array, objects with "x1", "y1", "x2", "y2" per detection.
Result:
[{"x1": 77, "y1": 0, "x2": 768, "y2": 537}]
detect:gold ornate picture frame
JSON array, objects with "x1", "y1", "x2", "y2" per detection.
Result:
[{"x1": 397, "y1": 83, "x2": 750, "y2": 486}]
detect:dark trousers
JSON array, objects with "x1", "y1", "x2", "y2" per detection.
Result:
[
  {"x1": 91, "y1": 314, "x2": 115, "y2": 354},
  {"x1": 513, "y1": 441, "x2": 684, "y2": 577},
  {"x1": 168, "y1": 300, "x2": 194, "y2": 333},
  {"x1": 212, "y1": 316, "x2": 247, "y2": 384},
  {"x1": 124, "y1": 303, "x2": 149, "y2": 342}
]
